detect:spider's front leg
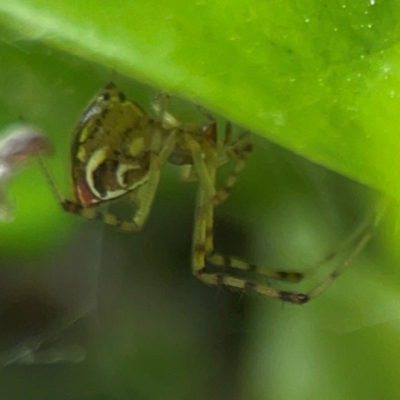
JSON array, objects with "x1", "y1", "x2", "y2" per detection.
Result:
[
  {"x1": 122, "y1": 127, "x2": 178, "y2": 229},
  {"x1": 201, "y1": 194, "x2": 389, "y2": 304}
]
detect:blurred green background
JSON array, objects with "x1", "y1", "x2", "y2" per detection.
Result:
[{"x1": 0, "y1": 1, "x2": 400, "y2": 400}]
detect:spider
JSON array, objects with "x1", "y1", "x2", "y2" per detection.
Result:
[{"x1": 38, "y1": 82, "x2": 387, "y2": 304}]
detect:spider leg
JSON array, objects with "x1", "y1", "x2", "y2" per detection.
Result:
[
  {"x1": 196, "y1": 105, "x2": 216, "y2": 124},
  {"x1": 152, "y1": 92, "x2": 180, "y2": 129},
  {"x1": 131, "y1": 128, "x2": 180, "y2": 229},
  {"x1": 190, "y1": 146, "x2": 306, "y2": 303},
  {"x1": 158, "y1": 129, "x2": 178, "y2": 165},
  {"x1": 179, "y1": 165, "x2": 198, "y2": 182},
  {"x1": 129, "y1": 131, "x2": 162, "y2": 229},
  {"x1": 206, "y1": 254, "x2": 304, "y2": 283},
  {"x1": 290, "y1": 196, "x2": 389, "y2": 301},
  {"x1": 202, "y1": 157, "x2": 300, "y2": 283},
  {"x1": 222, "y1": 120, "x2": 232, "y2": 145},
  {"x1": 185, "y1": 135, "x2": 216, "y2": 199},
  {"x1": 191, "y1": 147, "x2": 218, "y2": 276},
  {"x1": 191, "y1": 139, "x2": 388, "y2": 303},
  {"x1": 180, "y1": 122, "x2": 252, "y2": 205},
  {"x1": 192, "y1": 180, "x2": 306, "y2": 303},
  {"x1": 213, "y1": 125, "x2": 253, "y2": 206},
  {"x1": 221, "y1": 196, "x2": 388, "y2": 303}
]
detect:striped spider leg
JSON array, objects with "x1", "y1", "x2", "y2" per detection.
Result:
[
  {"x1": 187, "y1": 123, "x2": 309, "y2": 301},
  {"x1": 179, "y1": 108, "x2": 389, "y2": 303},
  {"x1": 193, "y1": 143, "x2": 389, "y2": 303},
  {"x1": 157, "y1": 114, "x2": 308, "y2": 293},
  {"x1": 152, "y1": 98, "x2": 306, "y2": 289},
  {"x1": 295, "y1": 196, "x2": 389, "y2": 301}
]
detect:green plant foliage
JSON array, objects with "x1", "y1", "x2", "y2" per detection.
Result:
[
  {"x1": 0, "y1": 2, "x2": 399, "y2": 400},
  {"x1": 1, "y1": 0, "x2": 400, "y2": 199}
]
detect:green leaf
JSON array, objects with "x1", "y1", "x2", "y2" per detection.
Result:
[
  {"x1": 1, "y1": 0, "x2": 400, "y2": 200},
  {"x1": 0, "y1": 2, "x2": 399, "y2": 400}
]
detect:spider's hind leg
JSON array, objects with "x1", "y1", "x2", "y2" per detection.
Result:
[
  {"x1": 291, "y1": 196, "x2": 390, "y2": 301},
  {"x1": 193, "y1": 152, "x2": 388, "y2": 304},
  {"x1": 190, "y1": 150, "x2": 307, "y2": 304}
]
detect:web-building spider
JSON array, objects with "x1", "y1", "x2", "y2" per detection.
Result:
[{"x1": 39, "y1": 82, "x2": 386, "y2": 304}]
